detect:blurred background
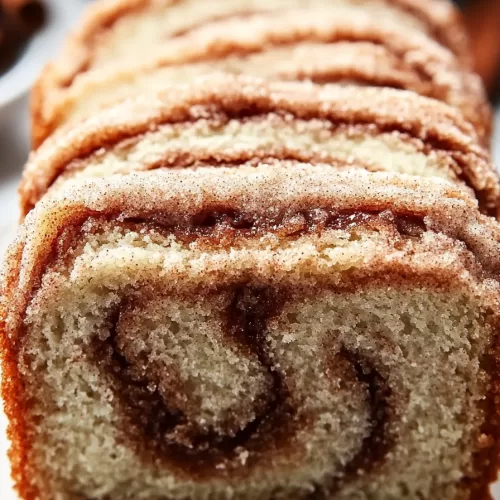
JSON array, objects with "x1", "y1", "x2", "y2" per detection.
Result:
[{"x1": 456, "y1": 0, "x2": 500, "y2": 100}]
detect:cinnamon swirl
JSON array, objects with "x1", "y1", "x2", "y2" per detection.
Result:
[
  {"x1": 21, "y1": 75, "x2": 500, "y2": 218},
  {"x1": 2, "y1": 167, "x2": 500, "y2": 499},
  {"x1": 31, "y1": 0, "x2": 482, "y2": 147}
]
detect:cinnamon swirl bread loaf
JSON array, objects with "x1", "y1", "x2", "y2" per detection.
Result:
[
  {"x1": 21, "y1": 75, "x2": 500, "y2": 218},
  {"x1": 2, "y1": 166, "x2": 500, "y2": 499},
  {"x1": 31, "y1": 0, "x2": 489, "y2": 147}
]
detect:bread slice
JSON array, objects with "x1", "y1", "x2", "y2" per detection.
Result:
[
  {"x1": 21, "y1": 75, "x2": 499, "y2": 218},
  {"x1": 2, "y1": 166, "x2": 500, "y2": 499},
  {"x1": 31, "y1": 0, "x2": 481, "y2": 147}
]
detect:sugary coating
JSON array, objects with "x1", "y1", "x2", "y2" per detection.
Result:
[{"x1": 22, "y1": 75, "x2": 499, "y2": 217}]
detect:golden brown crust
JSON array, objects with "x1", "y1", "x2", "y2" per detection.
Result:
[
  {"x1": 3, "y1": 167, "x2": 500, "y2": 499},
  {"x1": 22, "y1": 75, "x2": 499, "y2": 218},
  {"x1": 30, "y1": 0, "x2": 475, "y2": 147}
]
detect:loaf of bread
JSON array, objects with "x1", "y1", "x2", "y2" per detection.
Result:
[
  {"x1": 2, "y1": 0, "x2": 500, "y2": 499},
  {"x1": 31, "y1": 0, "x2": 490, "y2": 147}
]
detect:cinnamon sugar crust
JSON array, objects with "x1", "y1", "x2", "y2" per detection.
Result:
[
  {"x1": 2, "y1": 167, "x2": 500, "y2": 499},
  {"x1": 30, "y1": 0, "x2": 476, "y2": 147},
  {"x1": 21, "y1": 75, "x2": 499, "y2": 218},
  {"x1": 37, "y1": 39, "x2": 489, "y2": 143}
]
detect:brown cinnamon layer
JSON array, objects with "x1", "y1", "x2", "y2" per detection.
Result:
[
  {"x1": 14, "y1": 166, "x2": 500, "y2": 307},
  {"x1": 93, "y1": 292, "x2": 293, "y2": 480},
  {"x1": 87, "y1": 286, "x2": 395, "y2": 492}
]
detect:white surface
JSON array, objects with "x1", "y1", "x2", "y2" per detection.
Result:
[{"x1": 0, "y1": 47, "x2": 498, "y2": 498}]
